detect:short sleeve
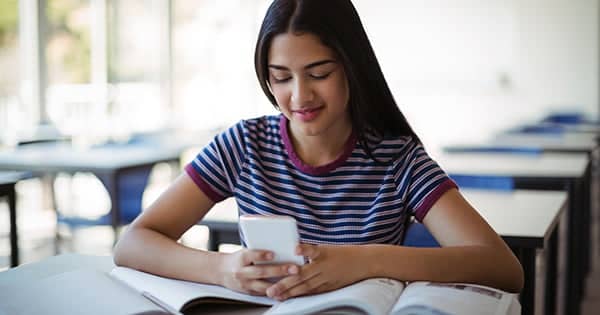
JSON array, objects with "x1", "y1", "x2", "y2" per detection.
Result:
[
  {"x1": 184, "y1": 121, "x2": 246, "y2": 202},
  {"x1": 397, "y1": 141, "x2": 457, "y2": 222}
]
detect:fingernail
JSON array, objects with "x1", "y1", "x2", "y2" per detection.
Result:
[{"x1": 288, "y1": 265, "x2": 298, "y2": 274}]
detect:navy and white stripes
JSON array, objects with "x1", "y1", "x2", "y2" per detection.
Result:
[{"x1": 185, "y1": 114, "x2": 456, "y2": 246}]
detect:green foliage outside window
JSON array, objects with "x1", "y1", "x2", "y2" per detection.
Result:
[
  {"x1": 0, "y1": 0, "x2": 18, "y2": 46},
  {"x1": 47, "y1": 0, "x2": 90, "y2": 83}
]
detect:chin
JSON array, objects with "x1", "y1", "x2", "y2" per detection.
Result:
[{"x1": 293, "y1": 122, "x2": 325, "y2": 137}]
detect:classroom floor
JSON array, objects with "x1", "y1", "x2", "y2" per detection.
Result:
[{"x1": 1, "y1": 166, "x2": 599, "y2": 315}]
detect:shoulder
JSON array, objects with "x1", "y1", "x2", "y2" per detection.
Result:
[
  {"x1": 225, "y1": 115, "x2": 284, "y2": 154},
  {"x1": 360, "y1": 133, "x2": 421, "y2": 163},
  {"x1": 237, "y1": 114, "x2": 282, "y2": 138}
]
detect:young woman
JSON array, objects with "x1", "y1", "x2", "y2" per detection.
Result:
[{"x1": 114, "y1": 0, "x2": 523, "y2": 301}]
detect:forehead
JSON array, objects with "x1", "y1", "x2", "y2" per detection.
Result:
[{"x1": 268, "y1": 32, "x2": 336, "y2": 67}]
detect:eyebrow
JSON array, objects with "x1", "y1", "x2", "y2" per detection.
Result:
[{"x1": 268, "y1": 59, "x2": 337, "y2": 71}]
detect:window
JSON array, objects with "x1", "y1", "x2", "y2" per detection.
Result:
[
  {"x1": 45, "y1": 0, "x2": 94, "y2": 145},
  {"x1": 0, "y1": 0, "x2": 20, "y2": 147},
  {"x1": 107, "y1": 0, "x2": 168, "y2": 135},
  {"x1": 172, "y1": 0, "x2": 273, "y2": 131}
]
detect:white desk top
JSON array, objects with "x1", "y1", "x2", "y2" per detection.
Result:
[
  {"x1": 491, "y1": 132, "x2": 598, "y2": 152},
  {"x1": 434, "y1": 152, "x2": 589, "y2": 179},
  {"x1": 0, "y1": 142, "x2": 184, "y2": 172},
  {"x1": 0, "y1": 171, "x2": 30, "y2": 186},
  {"x1": 0, "y1": 254, "x2": 266, "y2": 315},
  {"x1": 462, "y1": 189, "x2": 566, "y2": 241}
]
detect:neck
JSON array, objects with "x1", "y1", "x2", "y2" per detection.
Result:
[{"x1": 288, "y1": 119, "x2": 353, "y2": 167}]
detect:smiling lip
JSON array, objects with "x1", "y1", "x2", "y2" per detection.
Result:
[{"x1": 292, "y1": 106, "x2": 324, "y2": 122}]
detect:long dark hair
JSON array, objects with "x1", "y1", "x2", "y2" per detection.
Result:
[{"x1": 254, "y1": 0, "x2": 421, "y2": 162}]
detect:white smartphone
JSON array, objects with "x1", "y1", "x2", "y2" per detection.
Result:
[{"x1": 239, "y1": 215, "x2": 305, "y2": 266}]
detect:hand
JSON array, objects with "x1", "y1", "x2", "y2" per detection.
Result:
[
  {"x1": 219, "y1": 249, "x2": 300, "y2": 296},
  {"x1": 266, "y1": 244, "x2": 368, "y2": 300}
]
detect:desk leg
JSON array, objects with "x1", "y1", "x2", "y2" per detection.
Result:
[
  {"x1": 514, "y1": 247, "x2": 536, "y2": 315},
  {"x1": 545, "y1": 225, "x2": 558, "y2": 315},
  {"x1": 206, "y1": 229, "x2": 241, "y2": 252},
  {"x1": 8, "y1": 185, "x2": 18, "y2": 267},
  {"x1": 96, "y1": 172, "x2": 120, "y2": 244},
  {"x1": 208, "y1": 230, "x2": 218, "y2": 252},
  {"x1": 565, "y1": 180, "x2": 584, "y2": 315},
  {"x1": 582, "y1": 166, "x2": 591, "y2": 277}
]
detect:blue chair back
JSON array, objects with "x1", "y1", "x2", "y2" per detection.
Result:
[
  {"x1": 449, "y1": 174, "x2": 514, "y2": 191},
  {"x1": 402, "y1": 220, "x2": 439, "y2": 247},
  {"x1": 542, "y1": 112, "x2": 586, "y2": 125},
  {"x1": 504, "y1": 125, "x2": 565, "y2": 138},
  {"x1": 57, "y1": 166, "x2": 152, "y2": 227},
  {"x1": 443, "y1": 146, "x2": 542, "y2": 156}
]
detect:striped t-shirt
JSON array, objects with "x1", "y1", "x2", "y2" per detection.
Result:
[{"x1": 185, "y1": 114, "x2": 456, "y2": 245}]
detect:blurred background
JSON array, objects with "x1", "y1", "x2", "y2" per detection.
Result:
[{"x1": 0, "y1": 0, "x2": 597, "y2": 267}]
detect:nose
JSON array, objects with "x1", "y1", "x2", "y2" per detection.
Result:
[{"x1": 291, "y1": 78, "x2": 314, "y2": 105}]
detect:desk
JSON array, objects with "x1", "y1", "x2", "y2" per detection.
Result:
[
  {"x1": 0, "y1": 171, "x2": 31, "y2": 267},
  {"x1": 0, "y1": 187, "x2": 563, "y2": 315},
  {"x1": 493, "y1": 132, "x2": 598, "y2": 154},
  {"x1": 436, "y1": 152, "x2": 588, "y2": 315},
  {"x1": 198, "y1": 189, "x2": 566, "y2": 315},
  {"x1": 446, "y1": 132, "x2": 598, "y2": 155},
  {"x1": 544, "y1": 122, "x2": 600, "y2": 134},
  {"x1": 0, "y1": 143, "x2": 184, "y2": 242},
  {"x1": 0, "y1": 254, "x2": 267, "y2": 315}
]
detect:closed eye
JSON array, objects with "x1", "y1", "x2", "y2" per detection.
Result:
[
  {"x1": 271, "y1": 76, "x2": 292, "y2": 83},
  {"x1": 309, "y1": 72, "x2": 332, "y2": 80}
]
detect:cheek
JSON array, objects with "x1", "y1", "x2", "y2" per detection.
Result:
[
  {"x1": 270, "y1": 87, "x2": 288, "y2": 106},
  {"x1": 324, "y1": 79, "x2": 349, "y2": 107}
]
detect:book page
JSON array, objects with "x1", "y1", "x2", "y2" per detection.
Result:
[
  {"x1": 390, "y1": 282, "x2": 520, "y2": 315},
  {"x1": 265, "y1": 278, "x2": 405, "y2": 315},
  {"x1": 110, "y1": 267, "x2": 276, "y2": 312}
]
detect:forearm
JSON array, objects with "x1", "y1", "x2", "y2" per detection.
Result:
[
  {"x1": 362, "y1": 244, "x2": 523, "y2": 293},
  {"x1": 113, "y1": 227, "x2": 225, "y2": 286}
]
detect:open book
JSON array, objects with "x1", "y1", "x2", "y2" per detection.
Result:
[{"x1": 108, "y1": 266, "x2": 521, "y2": 315}]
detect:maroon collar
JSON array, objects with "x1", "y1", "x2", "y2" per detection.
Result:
[{"x1": 279, "y1": 114, "x2": 356, "y2": 175}]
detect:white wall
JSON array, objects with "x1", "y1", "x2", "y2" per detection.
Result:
[{"x1": 352, "y1": 0, "x2": 598, "y2": 152}]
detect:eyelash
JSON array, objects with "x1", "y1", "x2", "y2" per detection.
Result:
[
  {"x1": 310, "y1": 73, "x2": 331, "y2": 80},
  {"x1": 271, "y1": 72, "x2": 332, "y2": 84}
]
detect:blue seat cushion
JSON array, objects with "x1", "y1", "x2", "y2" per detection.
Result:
[{"x1": 403, "y1": 221, "x2": 440, "y2": 247}]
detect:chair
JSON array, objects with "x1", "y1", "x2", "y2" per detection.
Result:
[
  {"x1": 541, "y1": 112, "x2": 589, "y2": 125},
  {"x1": 449, "y1": 174, "x2": 514, "y2": 191},
  {"x1": 54, "y1": 166, "x2": 153, "y2": 247},
  {"x1": 55, "y1": 167, "x2": 152, "y2": 226},
  {"x1": 402, "y1": 219, "x2": 439, "y2": 248},
  {"x1": 443, "y1": 146, "x2": 542, "y2": 155}
]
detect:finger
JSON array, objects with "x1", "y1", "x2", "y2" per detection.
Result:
[
  {"x1": 238, "y1": 264, "x2": 300, "y2": 280},
  {"x1": 251, "y1": 280, "x2": 272, "y2": 296},
  {"x1": 275, "y1": 273, "x2": 325, "y2": 300},
  {"x1": 245, "y1": 279, "x2": 273, "y2": 295},
  {"x1": 247, "y1": 290, "x2": 264, "y2": 296},
  {"x1": 296, "y1": 243, "x2": 320, "y2": 260},
  {"x1": 266, "y1": 267, "x2": 319, "y2": 298},
  {"x1": 242, "y1": 249, "x2": 274, "y2": 265}
]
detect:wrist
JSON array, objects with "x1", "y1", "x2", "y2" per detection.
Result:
[
  {"x1": 348, "y1": 245, "x2": 377, "y2": 280},
  {"x1": 204, "y1": 250, "x2": 229, "y2": 286},
  {"x1": 361, "y1": 244, "x2": 385, "y2": 278}
]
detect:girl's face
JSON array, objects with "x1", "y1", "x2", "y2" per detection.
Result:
[{"x1": 267, "y1": 32, "x2": 351, "y2": 139}]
